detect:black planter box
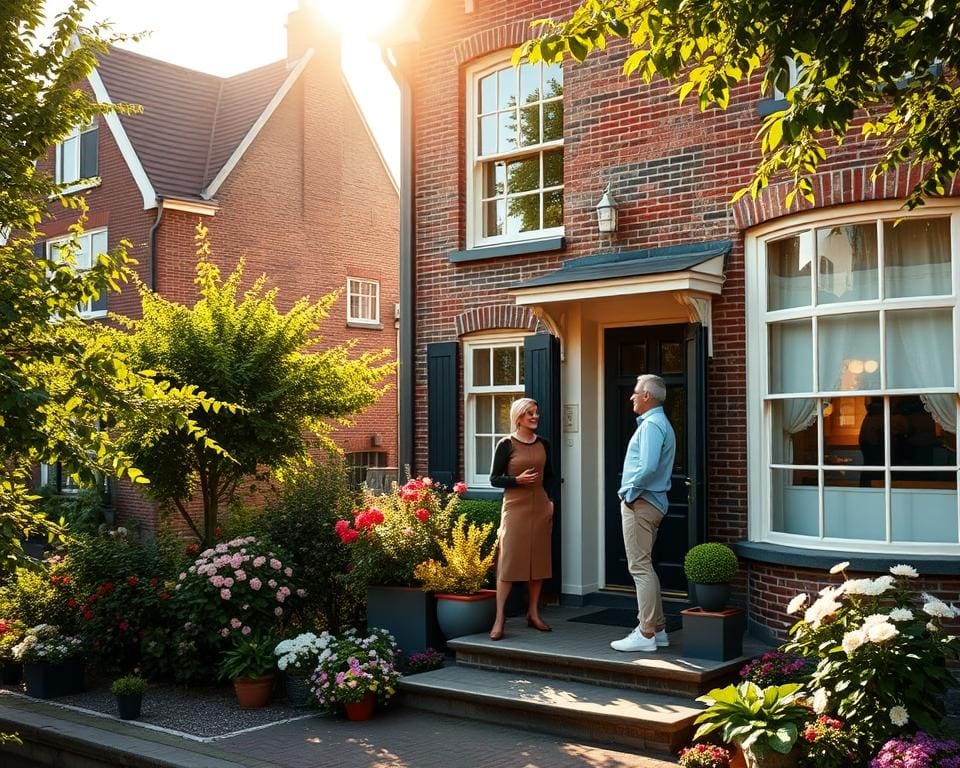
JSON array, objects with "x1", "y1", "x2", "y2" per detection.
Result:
[
  {"x1": 115, "y1": 693, "x2": 142, "y2": 720},
  {"x1": 0, "y1": 663, "x2": 22, "y2": 685},
  {"x1": 23, "y1": 658, "x2": 85, "y2": 698},
  {"x1": 366, "y1": 586, "x2": 445, "y2": 654},
  {"x1": 681, "y1": 607, "x2": 745, "y2": 661}
]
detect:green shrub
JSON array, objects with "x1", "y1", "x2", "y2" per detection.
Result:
[
  {"x1": 684, "y1": 542, "x2": 738, "y2": 584},
  {"x1": 0, "y1": 563, "x2": 80, "y2": 633},
  {"x1": 111, "y1": 674, "x2": 146, "y2": 696},
  {"x1": 457, "y1": 499, "x2": 501, "y2": 544},
  {"x1": 38, "y1": 485, "x2": 111, "y2": 536},
  {"x1": 261, "y1": 457, "x2": 363, "y2": 633}
]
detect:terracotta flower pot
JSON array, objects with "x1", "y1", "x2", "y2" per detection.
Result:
[
  {"x1": 343, "y1": 692, "x2": 376, "y2": 721},
  {"x1": 232, "y1": 674, "x2": 274, "y2": 709}
]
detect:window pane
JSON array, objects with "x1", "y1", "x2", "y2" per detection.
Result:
[
  {"x1": 543, "y1": 101, "x2": 563, "y2": 142},
  {"x1": 770, "y1": 399, "x2": 818, "y2": 465},
  {"x1": 498, "y1": 68, "x2": 516, "y2": 110},
  {"x1": 621, "y1": 343, "x2": 646, "y2": 375},
  {"x1": 886, "y1": 308, "x2": 953, "y2": 389},
  {"x1": 824, "y1": 471, "x2": 885, "y2": 540},
  {"x1": 499, "y1": 111, "x2": 518, "y2": 152},
  {"x1": 475, "y1": 437, "x2": 493, "y2": 476},
  {"x1": 91, "y1": 231, "x2": 108, "y2": 264},
  {"x1": 507, "y1": 157, "x2": 539, "y2": 193},
  {"x1": 519, "y1": 62, "x2": 539, "y2": 104},
  {"x1": 771, "y1": 468, "x2": 819, "y2": 535},
  {"x1": 479, "y1": 73, "x2": 497, "y2": 114},
  {"x1": 494, "y1": 394, "x2": 513, "y2": 432},
  {"x1": 518, "y1": 349, "x2": 525, "y2": 384},
  {"x1": 475, "y1": 395, "x2": 492, "y2": 433},
  {"x1": 767, "y1": 235, "x2": 809, "y2": 311},
  {"x1": 769, "y1": 319, "x2": 812, "y2": 394},
  {"x1": 884, "y1": 218, "x2": 951, "y2": 298},
  {"x1": 472, "y1": 348, "x2": 491, "y2": 386},
  {"x1": 507, "y1": 193, "x2": 540, "y2": 234},
  {"x1": 479, "y1": 115, "x2": 497, "y2": 155},
  {"x1": 890, "y1": 395, "x2": 957, "y2": 468},
  {"x1": 818, "y1": 313, "x2": 880, "y2": 391},
  {"x1": 60, "y1": 135, "x2": 78, "y2": 183},
  {"x1": 817, "y1": 224, "x2": 878, "y2": 304},
  {"x1": 493, "y1": 347, "x2": 517, "y2": 386},
  {"x1": 660, "y1": 342, "x2": 682, "y2": 374},
  {"x1": 543, "y1": 150, "x2": 563, "y2": 187},
  {"x1": 892, "y1": 473, "x2": 958, "y2": 542},
  {"x1": 483, "y1": 199, "x2": 505, "y2": 237},
  {"x1": 519, "y1": 105, "x2": 540, "y2": 146},
  {"x1": 543, "y1": 190, "x2": 563, "y2": 229},
  {"x1": 543, "y1": 62, "x2": 563, "y2": 98},
  {"x1": 483, "y1": 162, "x2": 505, "y2": 197}
]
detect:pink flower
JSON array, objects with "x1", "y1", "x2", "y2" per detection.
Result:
[
  {"x1": 241, "y1": 625, "x2": 251, "y2": 635},
  {"x1": 422, "y1": 477, "x2": 433, "y2": 487},
  {"x1": 220, "y1": 628, "x2": 229, "y2": 637},
  {"x1": 269, "y1": 558, "x2": 282, "y2": 570},
  {"x1": 275, "y1": 606, "x2": 283, "y2": 616},
  {"x1": 223, "y1": 577, "x2": 234, "y2": 588},
  {"x1": 284, "y1": 567, "x2": 293, "y2": 577},
  {"x1": 220, "y1": 588, "x2": 232, "y2": 600},
  {"x1": 454, "y1": 481, "x2": 467, "y2": 494},
  {"x1": 268, "y1": 579, "x2": 277, "y2": 589},
  {"x1": 234, "y1": 570, "x2": 246, "y2": 581},
  {"x1": 402, "y1": 526, "x2": 413, "y2": 537},
  {"x1": 230, "y1": 618, "x2": 241, "y2": 629},
  {"x1": 249, "y1": 578, "x2": 262, "y2": 591},
  {"x1": 296, "y1": 589, "x2": 307, "y2": 598},
  {"x1": 276, "y1": 591, "x2": 286, "y2": 603},
  {"x1": 183, "y1": 622, "x2": 193, "y2": 630},
  {"x1": 211, "y1": 574, "x2": 225, "y2": 588},
  {"x1": 178, "y1": 572, "x2": 187, "y2": 581},
  {"x1": 253, "y1": 556, "x2": 266, "y2": 568}
]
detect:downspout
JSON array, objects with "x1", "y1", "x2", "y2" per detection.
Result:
[
  {"x1": 147, "y1": 198, "x2": 165, "y2": 291},
  {"x1": 384, "y1": 47, "x2": 415, "y2": 477}
]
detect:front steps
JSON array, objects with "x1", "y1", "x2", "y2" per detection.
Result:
[{"x1": 399, "y1": 606, "x2": 767, "y2": 755}]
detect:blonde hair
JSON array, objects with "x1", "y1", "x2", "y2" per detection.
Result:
[{"x1": 510, "y1": 397, "x2": 539, "y2": 430}]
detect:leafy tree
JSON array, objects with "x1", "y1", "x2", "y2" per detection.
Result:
[
  {"x1": 517, "y1": 0, "x2": 960, "y2": 208},
  {"x1": 118, "y1": 223, "x2": 394, "y2": 544},
  {"x1": 0, "y1": 0, "x2": 220, "y2": 571}
]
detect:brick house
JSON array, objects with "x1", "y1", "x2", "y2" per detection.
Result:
[
  {"x1": 385, "y1": 1, "x2": 960, "y2": 641},
  {"x1": 38, "y1": 7, "x2": 399, "y2": 532}
]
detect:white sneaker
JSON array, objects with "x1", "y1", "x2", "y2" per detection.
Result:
[
  {"x1": 610, "y1": 626, "x2": 658, "y2": 653},
  {"x1": 655, "y1": 629, "x2": 670, "y2": 648}
]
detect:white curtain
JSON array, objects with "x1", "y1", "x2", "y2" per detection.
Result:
[
  {"x1": 780, "y1": 398, "x2": 819, "y2": 463},
  {"x1": 818, "y1": 313, "x2": 881, "y2": 391},
  {"x1": 920, "y1": 394, "x2": 959, "y2": 435},
  {"x1": 884, "y1": 218, "x2": 951, "y2": 298}
]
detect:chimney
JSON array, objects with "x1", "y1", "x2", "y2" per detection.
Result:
[{"x1": 286, "y1": 1, "x2": 340, "y2": 65}]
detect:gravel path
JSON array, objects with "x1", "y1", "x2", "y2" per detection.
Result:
[{"x1": 1, "y1": 677, "x2": 313, "y2": 738}]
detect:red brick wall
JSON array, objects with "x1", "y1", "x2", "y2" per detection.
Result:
[{"x1": 408, "y1": 0, "x2": 960, "y2": 628}]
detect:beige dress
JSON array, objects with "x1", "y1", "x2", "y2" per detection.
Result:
[{"x1": 490, "y1": 436, "x2": 553, "y2": 581}]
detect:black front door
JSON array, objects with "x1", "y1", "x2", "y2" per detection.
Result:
[{"x1": 603, "y1": 324, "x2": 703, "y2": 595}]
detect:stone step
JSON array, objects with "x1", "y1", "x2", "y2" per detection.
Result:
[
  {"x1": 444, "y1": 608, "x2": 760, "y2": 698},
  {"x1": 399, "y1": 665, "x2": 704, "y2": 754}
]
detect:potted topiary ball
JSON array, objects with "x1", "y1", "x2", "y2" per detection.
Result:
[
  {"x1": 684, "y1": 542, "x2": 738, "y2": 612},
  {"x1": 111, "y1": 674, "x2": 146, "y2": 720}
]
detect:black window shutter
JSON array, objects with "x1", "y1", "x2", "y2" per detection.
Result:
[
  {"x1": 33, "y1": 242, "x2": 46, "y2": 260},
  {"x1": 79, "y1": 127, "x2": 98, "y2": 179},
  {"x1": 426, "y1": 341, "x2": 459, "y2": 486},
  {"x1": 524, "y1": 332, "x2": 561, "y2": 592}
]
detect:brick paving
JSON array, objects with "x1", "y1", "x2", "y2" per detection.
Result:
[{"x1": 215, "y1": 706, "x2": 679, "y2": 768}]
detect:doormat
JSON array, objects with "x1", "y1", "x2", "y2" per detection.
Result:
[{"x1": 568, "y1": 608, "x2": 682, "y2": 633}]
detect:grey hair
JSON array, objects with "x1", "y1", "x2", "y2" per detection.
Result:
[
  {"x1": 510, "y1": 397, "x2": 539, "y2": 430},
  {"x1": 636, "y1": 374, "x2": 667, "y2": 402}
]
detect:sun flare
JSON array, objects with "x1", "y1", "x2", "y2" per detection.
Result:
[{"x1": 310, "y1": 0, "x2": 408, "y2": 37}]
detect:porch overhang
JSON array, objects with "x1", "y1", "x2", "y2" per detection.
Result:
[{"x1": 509, "y1": 240, "x2": 731, "y2": 355}]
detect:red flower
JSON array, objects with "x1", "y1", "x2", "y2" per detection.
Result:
[
  {"x1": 83, "y1": 610, "x2": 94, "y2": 621},
  {"x1": 414, "y1": 507, "x2": 430, "y2": 522},
  {"x1": 158, "y1": 592, "x2": 170, "y2": 601},
  {"x1": 214, "y1": 526, "x2": 223, "y2": 538},
  {"x1": 67, "y1": 598, "x2": 78, "y2": 608},
  {"x1": 335, "y1": 519, "x2": 359, "y2": 543},
  {"x1": 127, "y1": 576, "x2": 139, "y2": 587},
  {"x1": 149, "y1": 577, "x2": 159, "y2": 587},
  {"x1": 453, "y1": 481, "x2": 467, "y2": 495},
  {"x1": 183, "y1": 543, "x2": 199, "y2": 557},
  {"x1": 355, "y1": 508, "x2": 385, "y2": 530},
  {"x1": 118, "y1": 620, "x2": 129, "y2": 631},
  {"x1": 0, "y1": 620, "x2": 9, "y2": 634}
]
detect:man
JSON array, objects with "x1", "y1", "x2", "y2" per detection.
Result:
[{"x1": 611, "y1": 374, "x2": 677, "y2": 653}]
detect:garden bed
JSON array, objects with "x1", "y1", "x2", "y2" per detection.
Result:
[{"x1": 0, "y1": 678, "x2": 315, "y2": 740}]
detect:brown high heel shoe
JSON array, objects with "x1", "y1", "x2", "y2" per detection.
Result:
[{"x1": 527, "y1": 616, "x2": 552, "y2": 632}]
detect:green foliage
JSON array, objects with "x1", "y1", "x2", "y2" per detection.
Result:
[
  {"x1": 38, "y1": 486, "x2": 110, "y2": 536},
  {"x1": 683, "y1": 542, "x2": 738, "y2": 584},
  {"x1": 117, "y1": 223, "x2": 394, "y2": 544},
  {"x1": 0, "y1": 619, "x2": 26, "y2": 662},
  {"x1": 414, "y1": 514, "x2": 497, "y2": 595},
  {"x1": 456, "y1": 498, "x2": 501, "y2": 547},
  {"x1": 517, "y1": 0, "x2": 960, "y2": 210},
  {"x1": 261, "y1": 457, "x2": 363, "y2": 633},
  {"x1": 0, "y1": 1, "x2": 229, "y2": 573},
  {"x1": 0, "y1": 563, "x2": 79, "y2": 632},
  {"x1": 694, "y1": 681, "x2": 810, "y2": 756},
  {"x1": 110, "y1": 674, "x2": 146, "y2": 696},
  {"x1": 219, "y1": 632, "x2": 276, "y2": 680},
  {"x1": 782, "y1": 564, "x2": 960, "y2": 750}
]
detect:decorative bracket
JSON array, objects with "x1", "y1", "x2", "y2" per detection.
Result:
[
  {"x1": 676, "y1": 295, "x2": 714, "y2": 357},
  {"x1": 530, "y1": 306, "x2": 565, "y2": 362}
]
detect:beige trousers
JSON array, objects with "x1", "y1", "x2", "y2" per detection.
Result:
[{"x1": 620, "y1": 498, "x2": 666, "y2": 635}]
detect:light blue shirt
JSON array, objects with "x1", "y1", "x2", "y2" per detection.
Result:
[{"x1": 618, "y1": 405, "x2": 676, "y2": 515}]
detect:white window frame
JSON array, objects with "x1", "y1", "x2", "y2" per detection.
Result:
[
  {"x1": 40, "y1": 463, "x2": 80, "y2": 494},
  {"x1": 746, "y1": 199, "x2": 960, "y2": 555},
  {"x1": 465, "y1": 51, "x2": 564, "y2": 250},
  {"x1": 55, "y1": 123, "x2": 98, "y2": 190},
  {"x1": 347, "y1": 278, "x2": 380, "y2": 326},
  {"x1": 771, "y1": 57, "x2": 802, "y2": 101},
  {"x1": 48, "y1": 228, "x2": 109, "y2": 319},
  {"x1": 463, "y1": 333, "x2": 529, "y2": 488}
]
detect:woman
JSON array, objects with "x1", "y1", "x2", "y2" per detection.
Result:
[{"x1": 488, "y1": 397, "x2": 555, "y2": 640}]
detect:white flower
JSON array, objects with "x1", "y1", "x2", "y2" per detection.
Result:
[
  {"x1": 829, "y1": 561, "x2": 850, "y2": 574},
  {"x1": 889, "y1": 564, "x2": 918, "y2": 578},
  {"x1": 812, "y1": 688, "x2": 829, "y2": 714},
  {"x1": 889, "y1": 608, "x2": 914, "y2": 622},
  {"x1": 844, "y1": 576, "x2": 895, "y2": 596},
  {"x1": 866, "y1": 622, "x2": 899, "y2": 643},
  {"x1": 786, "y1": 593, "x2": 808, "y2": 615},
  {"x1": 804, "y1": 596, "x2": 842, "y2": 628},
  {"x1": 842, "y1": 628, "x2": 867, "y2": 655},
  {"x1": 819, "y1": 584, "x2": 844, "y2": 598},
  {"x1": 862, "y1": 613, "x2": 891, "y2": 627},
  {"x1": 923, "y1": 600, "x2": 957, "y2": 619},
  {"x1": 927, "y1": 621, "x2": 938, "y2": 632},
  {"x1": 889, "y1": 705, "x2": 909, "y2": 726}
]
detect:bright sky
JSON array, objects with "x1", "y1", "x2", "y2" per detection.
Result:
[{"x1": 42, "y1": 0, "x2": 401, "y2": 182}]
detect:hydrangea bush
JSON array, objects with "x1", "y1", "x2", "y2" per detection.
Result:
[
  {"x1": 783, "y1": 562, "x2": 959, "y2": 751},
  {"x1": 274, "y1": 631, "x2": 332, "y2": 676},
  {"x1": 335, "y1": 477, "x2": 463, "y2": 588},
  {"x1": 11, "y1": 624, "x2": 83, "y2": 664},
  {"x1": 869, "y1": 731, "x2": 960, "y2": 768},
  {"x1": 310, "y1": 627, "x2": 401, "y2": 711}
]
